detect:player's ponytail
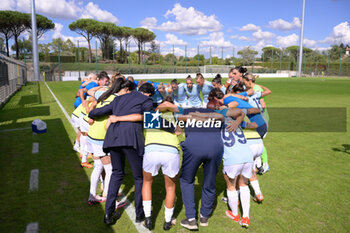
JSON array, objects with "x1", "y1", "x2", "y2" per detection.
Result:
[{"x1": 97, "y1": 77, "x2": 125, "y2": 103}]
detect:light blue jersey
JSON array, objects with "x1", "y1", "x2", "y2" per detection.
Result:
[
  {"x1": 172, "y1": 83, "x2": 187, "y2": 105},
  {"x1": 221, "y1": 117, "x2": 253, "y2": 166},
  {"x1": 198, "y1": 80, "x2": 214, "y2": 104},
  {"x1": 247, "y1": 92, "x2": 263, "y2": 111},
  {"x1": 224, "y1": 95, "x2": 266, "y2": 127},
  {"x1": 184, "y1": 84, "x2": 202, "y2": 107},
  {"x1": 220, "y1": 86, "x2": 226, "y2": 94},
  {"x1": 151, "y1": 82, "x2": 166, "y2": 104}
]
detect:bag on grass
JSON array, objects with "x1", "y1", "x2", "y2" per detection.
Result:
[{"x1": 32, "y1": 119, "x2": 47, "y2": 134}]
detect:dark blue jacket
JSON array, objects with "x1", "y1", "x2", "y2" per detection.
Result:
[{"x1": 89, "y1": 91, "x2": 153, "y2": 156}]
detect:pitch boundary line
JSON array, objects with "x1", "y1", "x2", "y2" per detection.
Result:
[
  {"x1": 0, "y1": 127, "x2": 31, "y2": 133},
  {"x1": 44, "y1": 82, "x2": 77, "y2": 133},
  {"x1": 25, "y1": 222, "x2": 39, "y2": 233},
  {"x1": 44, "y1": 82, "x2": 149, "y2": 233}
]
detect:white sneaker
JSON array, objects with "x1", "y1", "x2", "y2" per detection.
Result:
[
  {"x1": 73, "y1": 140, "x2": 80, "y2": 153},
  {"x1": 262, "y1": 163, "x2": 270, "y2": 174}
]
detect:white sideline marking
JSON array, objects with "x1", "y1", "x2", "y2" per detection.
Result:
[
  {"x1": 32, "y1": 142, "x2": 39, "y2": 154},
  {"x1": 25, "y1": 222, "x2": 39, "y2": 233},
  {"x1": 45, "y1": 82, "x2": 144, "y2": 232},
  {"x1": 119, "y1": 192, "x2": 151, "y2": 233},
  {"x1": 44, "y1": 82, "x2": 77, "y2": 133},
  {"x1": 0, "y1": 127, "x2": 31, "y2": 133},
  {"x1": 29, "y1": 169, "x2": 39, "y2": 192}
]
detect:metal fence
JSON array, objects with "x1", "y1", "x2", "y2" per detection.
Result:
[
  {"x1": 20, "y1": 39, "x2": 350, "y2": 77},
  {"x1": 0, "y1": 55, "x2": 27, "y2": 107}
]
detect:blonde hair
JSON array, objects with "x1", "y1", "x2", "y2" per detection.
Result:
[
  {"x1": 243, "y1": 73, "x2": 259, "y2": 83},
  {"x1": 109, "y1": 74, "x2": 125, "y2": 87}
]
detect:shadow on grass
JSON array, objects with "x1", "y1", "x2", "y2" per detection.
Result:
[
  {"x1": 0, "y1": 82, "x2": 50, "y2": 130},
  {"x1": 0, "y1": 118, "x2": 114, "y2": 233},
  {"x1": 332, "y1": 144, "x2": 350, "y2": 154}
]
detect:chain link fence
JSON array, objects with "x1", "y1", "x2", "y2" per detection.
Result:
[
  {"x1": 0, "y1": 55, "x2": 27, "y2": 107},
  {"x1": 18, "y1": 40, "x2": 350, "y2": 78}
]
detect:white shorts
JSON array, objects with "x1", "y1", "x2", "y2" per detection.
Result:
[
  {"x1": 223, "y1": 162, "x2": 254, "y2": 179},
  {"x1": 249, "y1": 142, "x2": 264, "y2": 160},
  {"x1": 143, "y1": 151, "x2": 180, "y2": 178},
  {"x1": 71, "y1": 114, "x2": 80, "y2": 129},
  {"x1": 202, "y1": 101, "x2": 208, "y2": 108},
  {"x1": 89, "y1": 143, "x2": 107, "y2": 157},
  {"x1": 79, "y1": 115, "x2": 89, "y2": 133}
]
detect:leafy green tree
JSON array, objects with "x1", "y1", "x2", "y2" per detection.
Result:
[
  {"x1": 27, "y1": 14, "x2": 54, "y2": 39},
  {"x1": 164, "y1": 53, "x2": 177, "y2": 65},
  {"x1": 261, "y1": 46, "x2": 282, "y2": 61},
  {"x1": 69, "y1": 19, "x2": 98, "y2": 63},
  {"x1": 0, "y1": 38, "x2": 5, "y2": 52},
  {"x1": 237, "y1": 47, "x2": 258, "y2": 65},
  {"x1": 0, "y1": 11, "x2": 14, "y2": 56},
  {"x1": 11, "y1": 37, "x2": 32, "y2": 57},
  {"x1": 64, "y1": 39, "x2": 76, "y2": 54},
  {"x1": 285, "y1": 46, "x2": 312, "y2": 62},
  {"x1": 133, "y1": 28, "x2": 156, "y2": 64},
  {"x1": 0, "y1": 11, "x2": 28, "y2": 58},
  {"x1": 148, "y1": 40, "x2": 159, "y2": 54},
  {"x1": 193, "y1": 54, "x2": 205, "y2": 66},
  {"x1": 111, "y1": 25, "x2": 124, "y2": 62},
  {"x1": 49, "y1": 38, "x2": 68, "y2": 55},
  {"x1": 122, "y1": 27, "x2": 133, "y2": 64},
  {"x1": 9, "y1": 11, "x2": 29, "y2": 59},
  {"x1": 328, "y1": 44, "x2": 346, "y2": 61},
  {"x1": 38, "y1": 43, "x2": 50, "y2": 61},
  {"x1": 91, "y1": 21, "x2": 117, "y2": 60}
]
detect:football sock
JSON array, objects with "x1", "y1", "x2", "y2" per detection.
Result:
[
  {"x1": 227, "y1": 189, "x2": 239, "y2": 215},
  {"x1": 240, "y1": 186, "x2": 250, "y2": 218},
  {"x1": 90, "y1": 159, "x2": 103, "y2": 196},
  {"x1": 143, "y1": 200, "x2": 152, "y2": 218},
  {"x1": 164, "y1": 206, "x2": 174, "y2": 222},
  {"x1": 102, "y1": 163, "x2": 112, "y2": 197},
  {"x1": 250, "y1": 180, "x2": 262, "y2": 195}
]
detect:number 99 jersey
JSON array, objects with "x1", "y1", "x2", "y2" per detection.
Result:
[{"x1": 221, "y1": 117, "x2": 254, "y2": 167}]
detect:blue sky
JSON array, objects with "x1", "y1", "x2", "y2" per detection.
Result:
[{"x1": 2, "y1": 0, "x2": 350, "y2": 57}]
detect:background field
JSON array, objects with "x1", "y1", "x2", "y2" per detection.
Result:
[{"x1": 1, "y1": 77, "x2": 350, "y2": 232}]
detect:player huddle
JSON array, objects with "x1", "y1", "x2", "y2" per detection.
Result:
[{"x1": 71, "y1": 66, "x2": 271, "y2": 231}]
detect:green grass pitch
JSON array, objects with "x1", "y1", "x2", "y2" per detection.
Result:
[{"x1": 0, "y1": 77, "x2": 350, "y2": 232}]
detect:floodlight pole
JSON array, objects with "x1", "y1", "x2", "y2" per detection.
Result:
[
  {"x1": 298, "y1": 0, "x2": 306, "y2": 77},
  {"x1": 31, "y1": 0, "x2": 39, "y2": 81}
]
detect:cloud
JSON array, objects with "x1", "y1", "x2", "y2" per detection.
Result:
[
  {"x1": 140, "y1": 3, "x2": 222, "y2": 35},
  {"x1": 319, "y1": 21, "x2": 350, "y2": 44},
  {"x1": 252, "y1": 30, "x2": 275, "y2": 40},
  {"x1": 199, "y1": 32, "x2": 232, "y2": 47},
  {"x1": 240, "y1": 24, "x2": 261, "y2": 32},
  {"x1": 0, "y1": 0, "x2": 15, "y2": 10},
  {"x1": 303, "y1": 38, "x2": 317, "y2": 47},
  {"x1": 80, "y1": 2, "x2": 119, "y2": 24},
  {"x1": 141, "y1": 17, "x2": 158, "y2": 29},
  {"x1": 52, "y1": 23, "x2": 89, "y2": 47},
  {"x1": 268, "y1": 17, "x2": 301, "y2": 31},
  {"x1": 164, "y1": 33, "x2": 188, "y2": 46},
  {"x1": 4, "y1": 0, "x2": 119, "y2": 23},
  {"x1": 16, "y1": 0, "x2": 81, "y2": 20},
  {"x1": 238, "y1": 36, "x2": 251, "y2": 41},
  {"x1": 230, "y1": 35, "x2": 239, "y2": 39},
  {"x1": 276, "y1": 33, "x2": 299, "y2": 47}
]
